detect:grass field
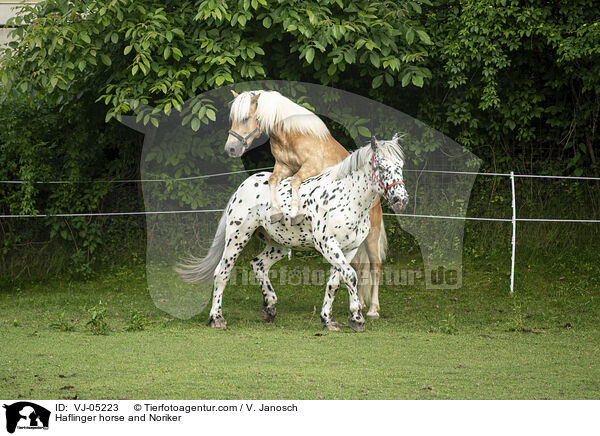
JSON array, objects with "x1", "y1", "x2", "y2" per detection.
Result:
[{"x1": 1, "y1": 240, "x2": 599, "y2": 400}]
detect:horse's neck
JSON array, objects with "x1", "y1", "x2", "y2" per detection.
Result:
[
  {"x1": 269, "y1": 128, "x2": 348, "y2": 169},
  {"x1": 337, "y1": 165, "x2": 378, "y2": 208},
  {"x1": 268, "y1": 133, "x2": 302, "y2": 171}
]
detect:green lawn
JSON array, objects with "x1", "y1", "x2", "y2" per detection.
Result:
[{"x1": 1, "y1": 253, "x2": 599, "y2": 399}]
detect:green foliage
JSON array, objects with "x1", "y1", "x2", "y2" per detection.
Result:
[
  {"x1": 0, "y1": 0, "x2": 436, "y2": 276},
  {"x1": 429, "y1": 313, "x2": 458, "y2": 334},
  {"x1": 125, "y1": 309, "x2": 146, "y2": 331},
  {"x1": 0, "y1": 0, "x2": 432, "y2": 128},
  {"x1": 1, "y1": 0, "x2": 599, "y2": 278},
  {"x1": 418, "y1": 0, "x2": 600, "y2": 178},
  {"x1": 0, "y1": 97, "x2": 143, "y2": 275},
  {"x1": 49, "y1": 311, "x2": 77, "y2": 331},
  {"x1": 508, "y1": 297, "x2": 524, "y2": 333},
  {"x1": 86, "y1": 301, "x2": 110, "y2": 335}
]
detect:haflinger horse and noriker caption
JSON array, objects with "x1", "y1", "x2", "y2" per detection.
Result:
[{"x1": 176, "y1": 135, "x2": 409, "y2": 332}]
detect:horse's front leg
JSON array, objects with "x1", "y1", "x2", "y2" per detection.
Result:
[
  {"x1": 320, "y1": 266, "x2": 341, "y2": 330},
  {"x1": 289, "y1": 165, "x2": 320, "y2": 225},
  {"x1": 316, "y1": 237, "x2": 364, "y2": 332},
  {"x1": 268, "y1": 163, "x2": 293, "y2": 223}
]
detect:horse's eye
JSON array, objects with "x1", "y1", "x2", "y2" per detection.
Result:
[{"x1": 242, "y1": 117, "x2": 250, "y2": 123}]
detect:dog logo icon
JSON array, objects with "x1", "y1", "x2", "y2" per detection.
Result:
[{"x1": 3, "y1": 402, "x2": 50, "y2": 433}]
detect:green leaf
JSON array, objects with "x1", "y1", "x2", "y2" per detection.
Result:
[
  {"x1": 263, "y1": 16, "x2": 272, "y2": 28},
  {"x1": 401, "y1": 73, "x2": 411, "y2": 87},
  {"x1": 406, "y1": 29, "x2": 415, "y2": 45},
  {"x1": 172, "y1": 47, "x2": 183, "y2": 60},
  {"x1": 385, "y1": 72, "x2": 394, "y2": 86},
  {"x1": 191, "y1": 118, "x2": 200, "y2": 132},
  {"x1": 370, "y1": 52, "x2": 380, "y2": 67},
  {"x1": 80, "y1": 32, "x2": 91, "y2": 44},
  {"x1": 343, "y1": 49, "x2": 355, "y2": 64},
  {"x1": 357, "y1": 126, "x2": 371, "y2": 137},
  {"x1": 412, "y1": 74, "x2": 424, "y2": 87},
  {"x1": 100, "y1": 54, "x2": 112, "y2": 66},
  {"x1": 416, "y1": 30, "x2": 432, "y2": 45},
  {"x1": 410, "y1": 2, "x2": 422, "y2": 13},
  {"x1": 306, "y1": 47, "x2": 315, "y2": 63},
  {"x1": 372, "y1": 75, "x2": 384, "y2": 89}
]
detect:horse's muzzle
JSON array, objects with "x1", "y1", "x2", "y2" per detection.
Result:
[
  {"x1": 390, "y1": 197, "x2": 409, "y2": 212},
  {"x1": 225, "y1": 141, "x2": 245, "y2": 158}
]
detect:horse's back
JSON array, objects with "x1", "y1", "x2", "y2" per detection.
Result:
[{"x1": 227, "y1": 172, "x2": 271, "y2": 214}]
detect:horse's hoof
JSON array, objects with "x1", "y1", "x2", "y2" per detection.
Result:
[
  {"x1": 291, "y1": 214, "x2": 305, "y2": 225},
  {"x1": 207, "y1": 316, "x2": 227, "y2": 329},
  {"x1": 348, "y1": 317, "x2": 366, "y2": 332},
  {"x1": 322, "y1": 321, "x2": 340, "y2": 331},
  {"x1": 261, "y1": 305, "x2": 277, "y2": 322},
  {"x1": 366, "y1": 311, "x2": 380, "y2": 320},
  {"x1": 270, "y1": 212, "x2": 284, "y2": 224}
]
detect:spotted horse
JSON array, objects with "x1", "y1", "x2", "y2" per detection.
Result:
[{"x1": 176, "y1": 135, "x2": 409, "y2": 332}]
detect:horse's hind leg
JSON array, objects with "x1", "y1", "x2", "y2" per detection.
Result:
[
  {"x1": 208, "y1": 222, "x2": 257, "y2": 328},
  {"x1": 251, "y1": 243, "x2": 289, "y2": 322},
  {"x1": 365, "y1": 226, "x2": 382, "y2": 319},
  {"x1": 364, "y1": 200, "x2": 384, "y2": 319},
  {"x1": 320, "y1": 266, "x2": 341, "y2": 330}
]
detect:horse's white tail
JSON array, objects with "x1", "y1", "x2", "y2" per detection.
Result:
[
  {"x1": 356, "y1": 218, "x2": 387, "y2": 307},
  {"x1": 175, "y1": 211, "x2": 228, "y2": 283}
]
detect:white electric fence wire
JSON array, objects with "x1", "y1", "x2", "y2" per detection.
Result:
[
  {"x1": 2, "y1": 166, "x2": 599, "y2": 296},
  {"x1": 2, "y1": 168, "x2": 600, "y2": 185}
]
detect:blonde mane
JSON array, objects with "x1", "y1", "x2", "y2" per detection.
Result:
[
  {"x1": 230, "y1": 90, "x2": 331, "y2": 140},
  {"x1": 323, "y1": 134, "x2": 406, "y2": 180}
]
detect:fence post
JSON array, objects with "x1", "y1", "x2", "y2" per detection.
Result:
[{"x1": 510, "y1": 171, "x2": 516, "y2": 294}]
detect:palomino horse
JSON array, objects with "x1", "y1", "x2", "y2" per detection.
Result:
[
  {"x1": 177, "y1": 136, "x2": 408, "y2": 332},
  {"x1": 224, "y1": 90, "x2": 386, "y2": 319}
]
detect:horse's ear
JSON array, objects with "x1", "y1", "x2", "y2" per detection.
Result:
[
  {"x1": 393, "y1": 132, "x2": 405, "y2": 143},
  {"x1": 370, "y1": 135, "x2": 378, "y2": 151},
  {"x1": 231, "y1": 90, "x2": 239, "y2": 98}
]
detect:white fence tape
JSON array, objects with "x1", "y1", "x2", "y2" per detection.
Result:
[
  {"x1": 2, "y1": 167, "x2": 599, "y2": 295},
  {"x1": 2, "y1": 168, "x2": 600, "y2": 184},
  {"x1": 0, "y1": 167, "x2": 275, "y2": 184}
]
